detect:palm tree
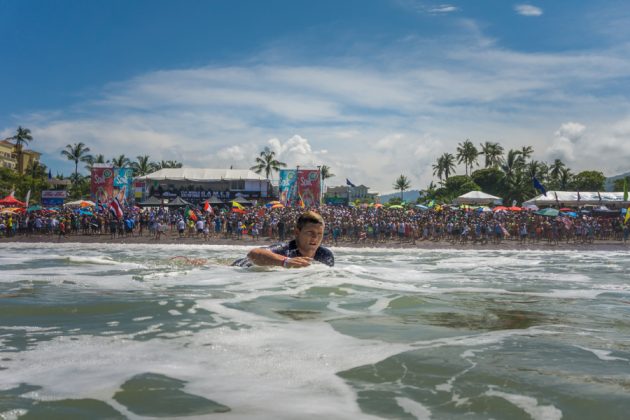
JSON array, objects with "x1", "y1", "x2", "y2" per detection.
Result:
[
  {"x1": 559, "y1": 167, "x2": 572, "y2": 190},
  {"x1": 520, "y1": 146, "x2": 534, "y2": 161},
  {"x1": 549, "y1": 159, "x2": 565, "y2": 182},
  {"x1": 456, "y1": 139, "x2": 479, "y2": 176},
  {"x1": 154, "y1": 160, "x2": 183, "y2": 170},
  {"x1": 432, "y1": 153, "x2": 456, "y2": 182},
  {"x1": 11, "y1": 126, "x2": 33, "y2": 174},
  {"x1": 131, "y1": 155, "x2": 156, "y2": 176},
  {"x1": 393, "y1": 174, "x2": 411, "y2": 201},
  {"x1": 501, "y1": 149, "x2": 525, "y2": 182},
  {"x1": 84, "y1": 154, "x2": 106, "y2": 173},
  {"x1": 61, "y1": 142, "x2": 92, "y2": 183},
  {"x1": 479, "y1": 141, "x2": 504, "y2": 168},
  {"x1": 111, "y1": 154, "x2": 131, "y2": 168},
  {"x1": 250, "y1": 147, "x2": 286, "y2": 179},
  {"x1": 320, "y1": 165, "x2": 334, "y2": 180}
]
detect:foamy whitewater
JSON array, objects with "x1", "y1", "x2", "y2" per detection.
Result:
[{"x1": 1, "y1": 243, "x2": 629, "y2": 419}]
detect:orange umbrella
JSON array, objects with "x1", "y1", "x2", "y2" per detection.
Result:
[
  {"x1": 508, "y1": 206, "x2": 522, "y2": 211},
  {"x1": 493, "y1": 206, "x2": 508, "y2": 212}
]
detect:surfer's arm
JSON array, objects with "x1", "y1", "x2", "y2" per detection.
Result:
[{"x1": 247, "y1": 248, "x2": 312, "y2": 268}]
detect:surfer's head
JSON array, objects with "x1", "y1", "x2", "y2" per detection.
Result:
[{"x1": 295, "y1": 211, "x2": 325, "y2": 257}]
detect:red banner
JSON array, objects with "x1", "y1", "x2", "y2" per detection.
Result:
[
  {"x1": 297, "y1": 169, "x2": 321, "y2": 207},
  {"x1": 91, "y1": 166, "x2": 114, "y2": 203}
]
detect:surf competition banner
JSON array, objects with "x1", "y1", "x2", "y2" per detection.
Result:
[
  {"x1": 279, "y1": 169, "x2": 297, "y2": 206},
  {"x1": 90, "y1": 165, "x2": 114, "y2": 203},
  {"x1": 41, "y1": 190, "x2": 67, "y2": 207},
  {"x1": 114, "y1": 168, "x2": 134, "y2": 203},
  {"x1": 297, "y1": 169, "x2": 321, "y2": 207}
]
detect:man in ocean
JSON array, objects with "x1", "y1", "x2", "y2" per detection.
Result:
[{"x1": 233, "y1": 210, "x2": 334, "y2": 268}]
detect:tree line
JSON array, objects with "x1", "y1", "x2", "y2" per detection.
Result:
[{"x1": 393, "y1": 139, "x2": 617, "y2": 205}]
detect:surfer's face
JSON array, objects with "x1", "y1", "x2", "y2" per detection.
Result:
[{"x1": 295, "y1": 222, "x2": 324, "y2": 257}]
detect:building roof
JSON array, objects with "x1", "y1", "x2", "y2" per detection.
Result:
[
  {"x1": 135, "y1": 168, "x2": 267, "y2": 182},
  {"x1": 523, "y1": 191, "x2": 629, "y2": 206}
]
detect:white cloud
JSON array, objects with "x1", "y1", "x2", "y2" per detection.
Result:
[
  {"x1": 515, "y1": 4, "x2": 543, "y2": 17},
  {"x1": 429, "y1": 5, "x2": 459, "y2": 14}
]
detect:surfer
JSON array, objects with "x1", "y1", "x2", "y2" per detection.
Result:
[{"x1": 233, "y1": 211, "x2": 334, "y2": 268}]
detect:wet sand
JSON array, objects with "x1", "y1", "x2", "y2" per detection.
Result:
[{"x1": 2, "y1": 232, "x2": 628, "y2": 251}]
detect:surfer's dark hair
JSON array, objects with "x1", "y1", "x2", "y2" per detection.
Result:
[{"x1": 296, "y1": 211, "x2": 324, "y2": 230}]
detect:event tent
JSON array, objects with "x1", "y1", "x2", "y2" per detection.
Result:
[
  {"x1": 453, "y1": 191, "x2": 502, "y2": 205},
  {"x1": 522, "y1": 191, "x2": 629, "y2": 208}
]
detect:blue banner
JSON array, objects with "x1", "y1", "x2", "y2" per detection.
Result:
[{"x1": 279, "y1": 169, "x2": 297, "y2": 206}]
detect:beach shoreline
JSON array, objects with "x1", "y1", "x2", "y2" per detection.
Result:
[{"x1": 2, "y1": 233, "x2": 628, "y2": 251}]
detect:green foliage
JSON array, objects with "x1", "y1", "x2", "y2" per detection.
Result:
[
  {"x1": 250, "y1": 147, "x2": 286, "y2": 179},
  {"x1": 387, "y1": 197, "x2": 403, "y2": 205},
  {"x1": 613, "y1": 176, "x2": 630, "y2": 192},
  {"x1": 571, "y1": 170, "x2": 606, "y2": 191},
  {"x1": 471, "y1": 168, "x2": 506, "y2": 197}
]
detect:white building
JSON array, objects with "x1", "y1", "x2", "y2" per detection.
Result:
[{"x1": 134, "y1": 168, "x2": 273, "y2": 203}]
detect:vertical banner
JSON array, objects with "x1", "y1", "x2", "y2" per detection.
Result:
[
  {"x1": 297, "y1": 169, "x2": 321, "y2": 207},
  {"x1": 279, "y1": 169, "x2": 297, "y2": 206},
  {"x1": 114, "y1": 168, "x2": 134, "y2": 203},
  {"x1": 91, "y1": 165, "x2": 114, "y2": 203}
]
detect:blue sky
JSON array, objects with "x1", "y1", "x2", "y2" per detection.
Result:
[{"x1": 2, "y1": 0, "x2": 630, "y2": 193}]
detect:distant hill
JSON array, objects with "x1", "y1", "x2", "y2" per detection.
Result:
[
  {"x1": 605, "y1": 171, "x2": 630, "y2": 191},
  {"x1": 379, "y1": 190, "x2": 425, "y2": 203}
]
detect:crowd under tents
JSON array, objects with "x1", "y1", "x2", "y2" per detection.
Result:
[{"x1": 523, "y1": 191, "x2": 629, "y2": 208}]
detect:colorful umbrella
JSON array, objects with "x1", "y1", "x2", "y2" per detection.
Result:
[{"x1": 535, "y1": 208, "x2": 559, "y2": 217}]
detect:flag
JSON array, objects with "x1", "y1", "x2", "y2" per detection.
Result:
[
  {"x1": 185, "y1": 206, "x2": 198, "y2": 221},
  {"x1": 203, "y1": 200, "x2": 213, "y2": 215},
  {"x1": 24, "y1": 190, "x2": 31, "y2": 207},
  {"x1": 232, "y1": 201, "x2": 244, "y2": 210},
  {"x1": 624, "y1": 178, "x2": 628, "y2": 202},
  {"x1": 297, "y1": 192, "x2": 305, "y2": 208},
  {"x1": 346, "y1": 178, "x2": 356, "y2": 188},
  {"x1": 109, "y1": 198, "x2": 123, "y2": 219},
  {"x1": 625, "y1": 207, "x2": 630, "y2": 224},
  {"x1": 532, "y1": 177, "x2": 547, "y2": 196}
]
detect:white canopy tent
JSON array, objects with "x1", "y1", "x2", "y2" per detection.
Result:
[
  {"x1": 453, "y1": 191, "x2": 502, "y2": 205},
  {"x1": 522, "y1": 191, "x2": 629, "y2": 208}
]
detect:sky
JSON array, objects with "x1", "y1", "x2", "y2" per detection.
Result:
[{"x1": 2, "y1": 0, "x2": 630, "y2": 194}]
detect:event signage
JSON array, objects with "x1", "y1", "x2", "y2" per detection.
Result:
[
  {"x1": 297, "y1": 169, "x2": 321, "y2": 207},
  {"x1": 41, "y1": 190, "x2": 67, "y2": 207},
  {"x1": 114, "y1": 168, "x2": 134, "y2": 201},
  {"x1": 91, "y1": 166, "x2": 114, "y2": 203},
  {"x1": 278, "y1": 169, "x2": 297, "y2": 206},
  {"x1": 279, "y1": 169, "x2": 321, "y2": 207}
]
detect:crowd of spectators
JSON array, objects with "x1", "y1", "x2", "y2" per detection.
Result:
[{"x1": 1, "y1": 203, "x2": 629, "y2": 246}]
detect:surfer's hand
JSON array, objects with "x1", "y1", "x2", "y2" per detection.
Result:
[{"x1": 284, "y1": 257, "x2": 312, "y2": 268}]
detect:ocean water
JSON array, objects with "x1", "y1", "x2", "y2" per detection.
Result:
[{"x1": 1, "y1": 242, "x2": 629, "y2": 420}]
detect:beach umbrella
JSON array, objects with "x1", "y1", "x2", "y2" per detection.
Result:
[
  {"x1": 415, "y1": 204, "x2": 429, "y2": 210},
  {"x1": 535, "y1": 208, "x2": 559, "y2": 217},
  {"x1": 271, "y1": 203, "x2": 284, "y2": 209},
  {"x1": 477, "y1": 206, "x2": 492, "y2": 213},
  {"x1": 388, "y1": 205, "x2": 404, "y2": 209},
  {"x1": 373, "y1": 203, "x2": 383, "y2": 208},
  {"x1": 0, "y1": 207, "x2": 21, "y2": 214},
  {"x1": 493, "y1": 206, "x2": 508, "y2": 212},
  {"x1": 508, "y1": 206, "x2": 522, "y2": 212},
  {"x1": 559, "y1": 207, "x2": 573, "y2": 212},
  {"x1": 0, "y1": 195, "x2": 26, "y2": 207},
  {"x1": 522, "y1": 204, "x2": 539, "y2": 211},
  {"x1": 27, "y1": 204, "x2": 43, "y2": 212}
]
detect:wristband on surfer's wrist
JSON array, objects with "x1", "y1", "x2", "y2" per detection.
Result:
[{"x1": 282, "y1": 257, "x2": 289, "y2": 267}]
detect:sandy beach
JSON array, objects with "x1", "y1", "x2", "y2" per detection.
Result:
[{"x1": 2, "y1": 232, "x2": 628, "y2": 251}]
